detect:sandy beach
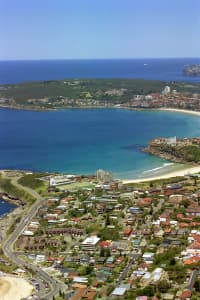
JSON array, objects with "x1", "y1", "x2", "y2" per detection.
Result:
[
  {"x1": 122, "y1": 107, "x2": 200, "y2": 184},
  {"x1": 0, "y1": 276, "x2": 33, "y2": 300},
  {"x1": 123, "y1": 165, "x2": 200, "y2": 184},
  {"x1": 158, "y1": 108, "x2": 200, "y2": 116}
]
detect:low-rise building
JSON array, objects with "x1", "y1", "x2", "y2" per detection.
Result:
[{"x1": 82, "y1": 236, "x2": 100, "y2": 251}]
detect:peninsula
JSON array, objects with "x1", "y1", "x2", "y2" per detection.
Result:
[
  {"x1": 0, "y1": 78, "x2": 200, "y2": 112},
  {"x1": 143, "y1": 137, "x2": 200, "y2": 164}
]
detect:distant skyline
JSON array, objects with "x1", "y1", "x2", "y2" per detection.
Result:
[{"x1": 0, "y1": 0, "x2": 200, "y2": 60}]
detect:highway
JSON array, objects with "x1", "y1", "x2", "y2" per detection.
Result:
[{"x1": 2, "y1": 175, "x2": 66, "y2": 300}]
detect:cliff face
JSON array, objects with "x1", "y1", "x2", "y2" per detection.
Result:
[
  {"x1": 143, "y1": 145, "x2": 184, "y2": 163},
  {"x1": 143, "y1": 140, "x2": 200, "y2": 164}
]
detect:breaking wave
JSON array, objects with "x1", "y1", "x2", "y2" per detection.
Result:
[{"x1": 143, "y1": 162, "x2": 174, "y2": 174}]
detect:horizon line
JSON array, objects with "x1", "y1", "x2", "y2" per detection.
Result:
[{"x1": 0, "y1": 57, "x2": 200, "y2": 62}]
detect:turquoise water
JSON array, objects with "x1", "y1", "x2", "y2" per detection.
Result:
[{"x1": 0, "y1": 108, "x2": 199, "y2": 179}]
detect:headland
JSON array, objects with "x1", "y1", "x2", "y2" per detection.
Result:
[
  {"x1": 0, "y1": 78, "x2": 200, "y2": 112},
  {"x1": 183, "y1": 64, "x2": 200, "y2": 76},
  {"x1": 143, "y1": 137, "x2": 200, "y2": 164}
]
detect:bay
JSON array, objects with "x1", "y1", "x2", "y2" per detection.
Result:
[{"x1": 0, "y1": 108, "x2": 199, "y2": 179}]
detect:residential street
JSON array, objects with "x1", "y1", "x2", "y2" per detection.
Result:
[{"x1": 2, "y1": 175, "x2": 66, "y2": 300}]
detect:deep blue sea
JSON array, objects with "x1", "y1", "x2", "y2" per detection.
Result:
[
  {"x1": 0, "y1": 108, "x2": 199, "y2": 179},
  {"x1": 0, "y1": 199, "x2": 16, "y2": 217},
  {"x1": 0, "y1": 58, "x2": 200, "y2": 84}
]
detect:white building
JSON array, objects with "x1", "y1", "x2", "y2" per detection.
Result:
[
  {"x1": 152, "y1": 268, "x2": 163, "y2": 282},
  {"x1": 82, "y1": 236, "x2": 100, "y2": 251},
  {"x1": 49, "y1": 174, "x2": 76, "y2": 186},
  {"x1": 96, "y1": 169, "x2": 113, "y2": 183},
  {"x1": 73, "y1": 277, "x2": 88, "y2": 283},
  {"x1": 162, "y1": 85, "x2": 171, "y2": 95},
  {"x1": 142, "y1": 252, "x2": 154, "y2": 264},
  {"x1": 166, "y1": 136, "x2": 177, "y2": 146},
  {"x1": 22, "y1": 230, "x2": 34, "y2": 236}
]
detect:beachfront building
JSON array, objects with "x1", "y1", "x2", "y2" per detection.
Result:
[
  {"x1": 166, "y1": 136, "x2": 177, "y2": 146},
  {"x1": 96, "y1": 169, "x2": 113, "y2": 183},
  {"x1": 49, "y1": 174, "x2": 76, "y2": 186}
]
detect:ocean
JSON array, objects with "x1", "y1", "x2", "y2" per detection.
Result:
[
  {"x1": 0, "y1": 58, "x2": 199, "y2": 179},
  {"x1": 0, "y1": 199, "x2": 16, "y2": 217},
  {"x1": 0, "y1": 108, "x2": 199, "y2": 179},
  {"x1": 0, "y1": 58, "x2": 200, "y2": 84}
]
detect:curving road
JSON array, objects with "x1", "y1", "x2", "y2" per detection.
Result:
[{"x1": 2, "y1": 176, "x2": 65, "y2": 300}]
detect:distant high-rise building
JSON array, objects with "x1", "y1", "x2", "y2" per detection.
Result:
[
  {"x1": 96, "y1": 169, "x2": 113, "y2": 183},
  {"x1": 162, "y1": 86, "x2": 171, "y2": 95}
]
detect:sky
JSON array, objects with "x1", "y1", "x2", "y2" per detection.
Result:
[{"x1": 0, "y1": 0, "x2": 199, "y2": 60}]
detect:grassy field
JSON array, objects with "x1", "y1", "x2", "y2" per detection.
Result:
[
  {"x1": 0, "y1": 177, "x2": 35, "y2": 204},
  {"x1": 18, "y1": 173, "x2": 47, "y2": 192},
  {"x1": 58, "y1": 181, "x2": 95, "y2": 191}
]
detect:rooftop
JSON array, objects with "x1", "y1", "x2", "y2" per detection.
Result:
[{"x1": 82, "y1": 236, "x2": 100, "y2": 246}]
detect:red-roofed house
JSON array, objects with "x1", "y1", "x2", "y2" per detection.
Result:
[
  {"x1": 178, "y1": 290, "x2": 192, "y2": 299},
  {"x1": 136, "y1": 296, "x2": 148, "y2": 300},
  {"x1": 99, "y1": 240, "x2": 112, "y2": 248},
  {"x1": 184, "y1": 256, "x2": 200, "y2": 265},
  {"x1": 123, "y1": 226, "x2": 133, "y2": 237}
]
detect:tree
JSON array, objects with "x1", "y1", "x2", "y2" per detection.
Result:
[
  {"x1": 149, "y1": 206, "x2": 153, "y2": 215},
  {"x1": 194, "y1": 177, "x2": 197, "y2": 186},
  {"x1": 150, "y1": 181, "x2": 154, "y2": 188},
  {"x1": 181, "y1": 199, "x2": 190, "y2": 208},
  {"x1": 100, "y1": 248, "x2": 105, "y2": 257},
  {"x1": 136, "y1": 286, "x2": 154, "y2": 297},
  {"x1": 99, "y1": 227, "x2": 120, "y2": 241},
  {"x1": 194, "y1": 280, "x2": 200, "y2": 292},
  {"x1": 105, "y1": 213, "x2": 110, "y2": 226},
  {"x1": 105, "y1": 248, "x2": 111, "y2": 257},
  {"x1": 169, "y1": 257, "x2": 176, "y2": 265},
  {"x1": 100, "y1": 247, "x2": 110, "y2": 257},
  {"x1": 77, "y1": 265, "x2": 93, "y2": 276},
  {"x1": 157, "y1": 280, "x2": 171, "y2": 293},
  {"x1": 142, "y1": 286, "x2": 154, "y2": 297}
]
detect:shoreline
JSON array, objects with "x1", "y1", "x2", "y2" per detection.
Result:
[
  {"x1": 122, "y1": 165, "x2": 200, "y2": 184},
  {"x1": 157, "y1": 107, "x2": 200, "y2": 116},
  {"x1": 0, "y1": 275, "x2": 33, "y2": 300},
  {"x1": 0, "y1": 104, "x2": 200, "y2": 116},
  {"x1": 0, "y1": 107, "x2": 199, "y2": 185},
  {"x1": 0, "y1": 192, "x2": 24, "y2": 207},
  {"x1": 1, "y1": 164, "x2": 200, "y2": 186}
]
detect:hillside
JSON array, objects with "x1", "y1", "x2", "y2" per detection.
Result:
[{"x1": 0, "y1": 78, "x2": 200, "y2": 110}]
